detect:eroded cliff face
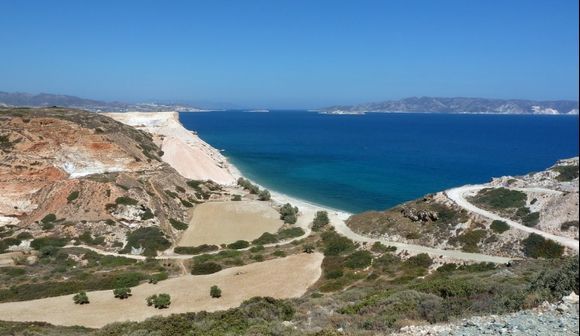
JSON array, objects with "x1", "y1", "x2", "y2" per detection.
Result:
[{"x1": 0, "y1": 108, "x2": 222, "y2": 252}]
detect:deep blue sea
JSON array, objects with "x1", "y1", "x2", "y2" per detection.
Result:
[{"x1": 180, "y1": 111, "x2": 579, "y2": 213}]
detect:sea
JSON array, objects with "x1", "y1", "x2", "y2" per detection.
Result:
[{"x1": 179, "y1": 111, "x2": 579, "y2": 213}]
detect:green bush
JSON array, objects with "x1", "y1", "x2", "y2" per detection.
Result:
[
  {"x1": 371, "y1": 241, "x2": 397, "y2": 253},
  {"x1": 232, "y1": 195, "x2": 242, "y2": 201},
  {"x1": 530, "y1": 256, "x2": 579, "y2": 300},
  {"x1": 227, "y1": 240, "x2": 250, "y2": 250},
  {"x1": 345, "y1": 250, "x2": 372, "y2": 269},
  {"x1": 553, "y1": 165, "x2": 579, "y2": 181},
  {"x1": 67, "y1": 191, "x2": 79, "y2": 203},
  {"x1": 276, "y1": 227, "x2": 305, "y2": 240},
  {"x1": 272, "y1": 250, "x2": 286, "y2": 257},
  {"x1": 472, "y1": 188, "x2": 526, "y2": 209},
  {"x1": 312, "y1": 211, "x2": 330, "y2": 231},
  {"x1": 73, "y1": 291, "x2": 89, "y2": 304},
  {"x1": 321, "y1": 231, "x2": 356, "y2": 256},
  {"x1": 252, "y1": 232, "x2": 278, "y2": 245},
  {"x1": 561, "y1": 220, "x2": 579, "y2": 231},
  {"x1": 121, "y1": 227, "x2": 171, "y2": 256},
  {"x1": 169, "y1": 218, "x2": 188, "y2": 230},
  {"x1": 140, "y1": 207, "x2": 155, "y2": 220},
  {"x1": 15, "y1": 232, "x2": 33, "y2": 240},
  {"x1": 210, "y1": 285, "x2": 222, "y2": 298},
  {"x1": 113, "y1": 287, "x2": 132, "y2": 299},
  {"x1": 41, "y1": 214, "x2": 56, "y2": 224},
  {"x1": 279, "y1": 203, "x2": 299, "y2": 224},
  {"x1": 174, "y1": 244, "x2": 218, "y2": 255},
  {"x1": 453, "y1": 229, "x2": 487, "y2": 252},
  {"x1": 30, "y1": 237, "x2": 68, "y2": 250},
  {"x1": 146, "y1": 293, "x2": 171, "y2": 309},
  {"x1": 522, "y1": 212, "x2": 540, "y2": 227},
  {"x1": 404, "y1": 253, "x2": 433, "y2": 269},
  {"x1": 522, "y1": 233, "x2": 563, "y2": 259},
  {"x1": 115, "y1": 197, "x2": 138, "y2": 206},
  {"x1": 303, "y1": 244, "x2": 315, "y2": 253},
  {"x1": 180, "y1": 199, "x2": 194, "y2": 207},
  {"x1": 237, "y1": 178, "x2": 260, "y2": 194},
  {"x1": 258, "y1": 189, "x2": 271, "y2": 201},
  {"x1": 191, "y1": 262, "x2": 222, "y2": 275},
  {"x1": 490, "y1": 220, "x2": 510, "y2": 233}
]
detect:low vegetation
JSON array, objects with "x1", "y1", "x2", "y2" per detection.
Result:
[
  {"x1": 522, "y1": 233, "x2": 564, "y2": 259},
  {"x1": 471, "y1": 187, "x2": 527, "y2": 210},
  {"x1": 312, "y1": 210, "x2": 330, "y2": 231},
  {"x1": 553, "y1": 164, "x2": 579, "y2": 181},
  {"x1": 120, "y1": 227, "x2": 171, "y2": 256},
  {"x1": 561, "y1": 220, "x2": 579, "y2": 231},
  {"x1": 146, "y1": 293, "x2": 171, "y2": 309},
  {"x1": 174, "y1": 244, "x2": 219, "y2": 255},
  {"x1": 490, "y1": 220, "x2": 510, "y2": 233},
  {"x1": 169, "y1": 218, "x2": 188, "y2": 230},
  {"x1": 191, "y1": 262, "x2": 222, "y2": 275},
  {"x1": 73, "y1": 291, "x2": 89, "y2": 305},
  {"x1": 113, "y1": 287, "x2": 132, "y2": 299}
]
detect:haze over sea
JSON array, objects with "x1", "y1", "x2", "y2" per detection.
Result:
[{"x1": 180, "y1": 111, "x2": 579, "y2": 213}]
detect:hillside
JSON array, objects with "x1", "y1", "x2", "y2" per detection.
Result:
[
  {"x1": 347, "y1": 158, "x2": 579, "y2": 259},
  {"x1": 0, "y1": 92, "x2": 202, "y2": 112},
  {"x1": 322, "y1": 97, "x2": 579, "y2": 114}
]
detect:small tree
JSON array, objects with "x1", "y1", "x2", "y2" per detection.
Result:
[
  {"x1": 303, "y1": 244, "x2": 315, "y2": 253},
  {"x1": 113, "y1": 287, "x2": 132, "y2": 299},
  {"x1": 73, "y1": 291, "x2": 89, "y2": 305},
  {"x1": 312, "y1": 211, "x2": 330, "y2": 231},
  {"x1": 258, "y1": 189, "x2": 271, "y2": 201},
  {"x1": 146, "y1": 294, "x2": 171, "y2": 309},
  {"x1": 210, "y1": 285, "x2": 222, "y2": 298},
  {"x1": 279, "y1": 203, "x2": 299, "y2": 224}
]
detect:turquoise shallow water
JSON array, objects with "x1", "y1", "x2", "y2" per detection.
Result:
[{"x1": 180, "y1": 111, "x2": 579, "y2": 213}]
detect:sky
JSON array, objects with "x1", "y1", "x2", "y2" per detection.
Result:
[{"x1": 0, "y1": 0, "x2": 578, "y2": 109}]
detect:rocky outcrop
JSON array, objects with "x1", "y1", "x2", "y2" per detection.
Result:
[{"x1": 401, "y1": 207, "x2": 439, "y2": 222}]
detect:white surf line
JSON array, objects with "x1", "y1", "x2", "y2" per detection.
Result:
[{"x1": 446, "y1": 185, "x2": 579, "y2": 251}]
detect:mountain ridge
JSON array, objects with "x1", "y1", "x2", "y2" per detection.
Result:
[{"x1": 322, "y1": 96, "x2": 579, "y2": 114}]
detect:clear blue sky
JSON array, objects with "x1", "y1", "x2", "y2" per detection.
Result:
[{"x1": 0, "y1": 0, "x2": 578, "y2": 108}]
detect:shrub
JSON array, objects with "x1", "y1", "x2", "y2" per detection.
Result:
[
  {"x1": 321, "y1": 231, "x2": 356, "y2": 256},
  {"x1": 454, "y1": 229, "x2": 487, "y2": 252},
  {"x1": 522, "y1": 233, "x2": 564, "y2": 259},
  {"x1": 258, "y1": 189, "x2": 271, "y2": 201},
  {"x1": 303, "y1": 244, "x2": 315, "y2": 253},
  {"x1": 272, "y1": 250, "x2": 286, "y2": 257},
  {"x1": 237, "y1": 178, "x2": 260, "y2": 194},
  {"x1": 276, "y1": 227, "x2": 305, "y2": 240},
  {"x1": 41, "y1": 214, "x2": 56, "y2": 224},
  {"x1": 121, "y1": 227, "x2": 171, "y2": 256},
  {"x1": 522, "y1": 212, "x2": 540, "y2": 227},
  {"x1": 73, "y1": 291, "x2": 89, "y2": 304},
  {"x1": 561, "y1": 220, "x2": 579, "y2": 231},
  {"x1": 191, "y1": 262, "x2": 222, "y2": 275},
  {"x1": 232, "y1": 195, "x2": 242, "y2": 201},
  {"x1": 174, "y1": 244, "x2": 218, "y2": 255},
  {"x1": 67, "y1": 191, "x2": 79, "y2": 203},
  {"x1": 312, "y1": 211, "x2": 330, "y2": 231},
  {"x1": 140, "y1": 207, "x2": 155, "y2": 220},
  {"x1": 252, "y1": 232, "x2": 278, "y2": 245},
  {"x1": 210, "y1": 285, "x2": 222, "y2": 298},
  {"x1": 404, "y1": 253, "x2": 433, "y2": 269},
  {"x1": 345, "y1": 250, "x2": 372, "y2": 269},
  {"x1": 15, "y1": 232, "x2": 33, "y2": 240},
  {"x1": 490, "y1": 220, "x2": 510, "y2": 233},
  {"x1": 180, "y1": 199, "x2": 194, "y2": 207},
  {"x1": 227, "y1": 240, "x2": 250, "y2": 250},
  {"x1": 146, "y1": 294, "x2": 171, "y2": 309},
  {"x1": 250, "y1": 245, "x2": 265, "y2": 253},
  {"x1": 472, "y1": 188, "x2": 527, "y2": 209},
  {"x1": 530, "y1": 256, "x2": 579, "y2": 300},
  {"x1": 169, "y1": 218, "x2": 188, "y2": 230},
  {"x1": 553, "y1": 165, "x2": 579, "y2": 181},
  {"x1": 115, "y1": 197, "x2": 138, "y2": 206},
  {"x1": 279, "y1": 203, "x2": 299, "y2": 224},
  {"x1": 371, "y1": 241, "x2": 397, "y2": 253},
  {"x1": 113, "y1": 287, "x2": 132, "y2": 299},
  {"x1": 30, "y1": 237, "x2": 67, "y2": 250}
]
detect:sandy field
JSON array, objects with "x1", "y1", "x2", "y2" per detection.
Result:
[
  {"x1": 0, "y1": 252, "x2": 323, "y2": 328},
  {"x1": 178, "y1": 201, "x2": 283, "y2": 246},
  {"x1": 103, "y1": 112, "x2": 236, "y2": 185}
]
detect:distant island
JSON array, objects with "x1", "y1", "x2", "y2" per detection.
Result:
[
  {"x1": 322, "y1": 96, "x2": 579, "y2": 115},
  {"x1": 0, "y1": 91, "x2": 204, "y2": 112}
]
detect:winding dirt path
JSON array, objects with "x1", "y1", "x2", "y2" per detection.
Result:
[{"x1": 446, "y1": 185, "x2": 579, "y2": 251}]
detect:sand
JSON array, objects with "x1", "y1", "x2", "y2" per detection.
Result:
[
  {"x1": 102, "y1": 112, "x2": 236, "y2": 185},
  {"x1": 178, "y1": 201, "x2": 283, "y2": 246},
  {"x1": 0, "y1": 252, "x2": 323, "y2": 328}
]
